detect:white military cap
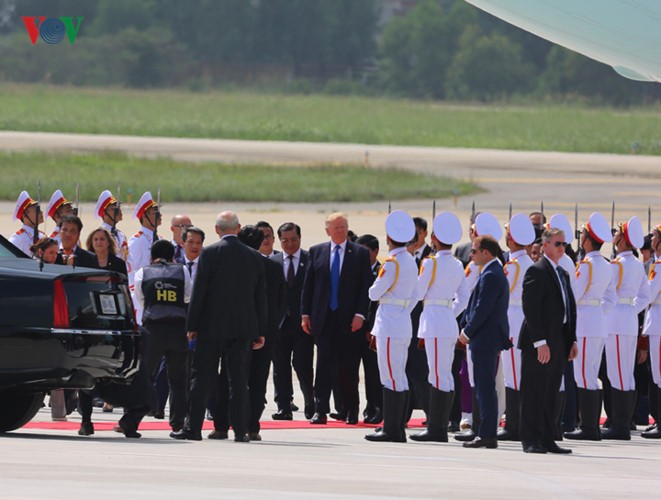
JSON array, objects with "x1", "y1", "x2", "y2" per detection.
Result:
[
  {"x1": 433, "y1": 211, "x2": 462, "y2": 245},
  {"x1": 133, "y1": 191, "x2": 156, "y2": 219},
  {"x1": 474, "y1": 212, "x2": 502, "y2": 241},
  {"x1": 621, "y1": 215, "x2": 644, "y2": 249},
  {"x1": 46, "y1": 190, "x2": 72, "y2": 220},
  {"x1": 13, "y1": 191, "x2": 38, "y2": 221},
  {"x1": 386, "y1": 210, "x2": 415, "y2": 243},
  {"x1": 548, "y1": 213, "x2": 573, "y2": 244},
  {"x1": 95, "y1": 190, "x2": 117, "y2": 219},
  {"x1": 585, "y1": 212, "x2": 613, "y2": 244},
  {"x1": 507, "y1": 213, "x2": 535, "y2": 246}
]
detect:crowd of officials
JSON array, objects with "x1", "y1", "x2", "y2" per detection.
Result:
[{"x1": 8, "y1": 188, "x2": 661, "y2": 452}]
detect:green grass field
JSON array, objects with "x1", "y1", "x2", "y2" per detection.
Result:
[
  {"x1": 0, "y1": 151, "x2": 479, "y2": 203},
  {"x1": 1, "y1": 84, "x2": 660, "y2": 155}
]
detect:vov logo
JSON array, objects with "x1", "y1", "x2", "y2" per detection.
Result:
[{"x1": 22, "y1": 17, "x2": 83, "y2": 45}]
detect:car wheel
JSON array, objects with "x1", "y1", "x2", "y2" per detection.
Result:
[{"x1": 0, "y1": 391, "x2": 45, "y2": 432}]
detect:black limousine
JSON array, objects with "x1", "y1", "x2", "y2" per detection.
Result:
[{"x1": 0, "y1": 234, "x2": 139, "y2": 432}]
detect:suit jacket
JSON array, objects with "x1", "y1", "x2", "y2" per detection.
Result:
[
  {"x1": 461, "y1": 259, "x2": 511, "y2": 352},
  {"x1": 454, "y1": 242, "x2": 472, "y2": 268},
  {"x1": 518, "y1": 256, "x2": 577, "y2": 357},
  {"x1": 56, "y1": 247, "x2": 97, "y2": 269},
  {"x1": 93, "y1": 253, "x2": 128, "y2": 276},
  {"x1": 301, "y1": 240, "x2": 372, "y2": 336},
  {"x1": 271, "y1": 250, "x2": 309, "y2": 328},
  {"x1": 186, "y1": 235, "x2": 267, "y2": 341},
  {"x1": 263, "y1": 256, "x2": 287, "y2": 341}
]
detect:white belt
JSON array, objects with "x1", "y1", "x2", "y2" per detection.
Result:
[
  {"x1": 509, "y1": 299, "x2": 522, "y2": 306},
  {"x1": 577, "y1": 299, "x2": 601, "y2": 306},
  {"x1": 380, "y1": 298, "x2": 411, "y2": 307},
  {"x1": 424, "y1": 298, "x2": 453, "y2": 307},
  {"x1": 618, "y1": 297, "x2": 634, "y2": 305}
]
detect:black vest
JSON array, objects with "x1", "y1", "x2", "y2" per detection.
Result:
[{"x1": 141, "y1": 262, "x2": 186, "y2": 323}]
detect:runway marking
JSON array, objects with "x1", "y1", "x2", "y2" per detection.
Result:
[{"x1": 476, "y1": 177, "x2": 661, "y2": 185}]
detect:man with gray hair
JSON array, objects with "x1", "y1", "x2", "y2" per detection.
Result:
[{"x1": 171, "y1": 211, "x2": 267, "y2": 442}]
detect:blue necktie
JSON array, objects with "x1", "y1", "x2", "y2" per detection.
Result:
[{"x1": 330, "y1": 245, "x2": 341, "y2": 311}]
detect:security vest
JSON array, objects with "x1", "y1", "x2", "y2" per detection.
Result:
[{"x1": 141, "y1": 262, "x2": 186, "y2": 323}]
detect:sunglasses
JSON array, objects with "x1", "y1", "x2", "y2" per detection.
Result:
[
  {"x1": 552, "y1": 241, "x2": 565, "y2": 247},
  {"x1": 470, "y1": 248, "x2": 480, "y2": 254}
]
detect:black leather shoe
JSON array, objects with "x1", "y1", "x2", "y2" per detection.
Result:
[
  {"x1": 497, "y1": 428, "x2": 520, "y2": 441},
  {"x1": 523, "y1": 444, "x2": 548, "y2": 454},
  {"x1": 544, "y1": 442, "x2": 572, "y2": 454},
  {"x1": 234, "y1": 434, "x2": 250, "y2": 442},
  {"x1": 304, "y1": 404, "x2": 315, "y2": 420},
  {"x1": 454, "y1": 430, "x2": 477, "y2": 442},
  {"x1": 272, "y1": 409, "x2": 293, "y2": 421},
  {"x1": 208, "y1": 430, "x2": 228, "y2": 440},
  {"x1": 124, "y1": 429, "x2": 142, "y2": 439},
  {"x1": 310, "y1": 412, "x2": 327, "y2": 425},
  {"x1": 463, "y1": 437, "x2": 498, "y2": 449},
  {"x1": 78, "y1": 421, "x2": 94, "y2": 436},
  {"x1": 330, "y1": 411, "x2": 347, "y2": 421},
  {"x1": 152, "y1": 411, "x2": 165, "y2": 420},
  {"x1": 289, "y1": 403, "x2": 299, "y2": 412},
  {"x1": 248, "y1": 432, "x2": 262, "y2": 441},
  {"x1": 170, "y1": 429, "x2": 202, "y2": 441},
  {"x1": 447, "y1": 422, "x2": 460, "y2": 433},
  {"x1": 346, "y1": 410, "x2": 359, "y2": 425},
  {"x1": 364, "y1": 408, "x2": 383, "y2": 425}
]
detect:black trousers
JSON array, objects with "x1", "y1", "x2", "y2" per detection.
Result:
[
  {"x1": 520, "y1": 336, "x2": 567, "y2": 446},
  {"x1": 313, "y1": 310, "x2": 362, "y2": 414},
  {"x1": 359, "y1": 333, "x2": 382, "y2": 411},
  {"x1": 272, "y1": 318, "x2": 314, "y2": 411},
  {"x1": 406, "y1": 337, "x2": 430, "y2": 414},
  {"x1": 187, "y1": 337, "x2": 251, "y2": 436},
  {"x1": 248, "y1": 341, "x2": 273, "y2": 433},
  {"x1": 144, "y1": 321, "x2": 189, "y2": 430}
]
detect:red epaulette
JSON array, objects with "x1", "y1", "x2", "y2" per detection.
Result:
[
  {"x1": 15, "y1": 228, "x2": 25, "y2": 235},
  {"x1": 133, "y1": 230, "x2": 144, "y2": 238}
]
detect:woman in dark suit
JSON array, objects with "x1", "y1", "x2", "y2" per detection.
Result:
[{"x1": 86, "y1": 227, "x2": 127, "y2": 276}]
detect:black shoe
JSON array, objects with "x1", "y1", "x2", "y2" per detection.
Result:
[
  {"x1": 124, "y1": 429, "x2": 142, "y2": 439},
  {"x1": 329, "y1": 411, "x2": 347, "y2": 421},
  {"x1": 304, "y1": 404, "x2": 315, "y2": 420},
  {"x1": 447, "y1": 422, "x2": 460, "y2": 433},
  {"x1": 234, "y1": 434, "x2": 250, "y2": 442},
  {"x1": 78, "y1": 421, "x2": 94, "y2": 436},
  {"x1": 248, "y1": 432, "x2": 262, "y2": 441},
  {"x1": 289, "y1": 403, "x2": 299, "y2": 412},
  {"x1": 346, "y1": 410, "x2": 359, "y2": 425},
  {"x1": 152, "y1": 411, "x2": 165, "y2": 420},
  {"x1": 364, "y1": 408, "x2": 383, "y2": 425},
  {"x1": 365, "y1": 428, "x2": 406, "y2": 443},
  {"x1": 170, "y1": 429, "x2": 202, "y2": 441},
  {"x1": 463, "y1": 437, "x2": 497, "y2": 449},
  {"x1": 454, "y1": 430, "x2": 477, "y2": 442},
  {"x1": 497, "y1": 428, "x2": 520, "y2": 441},
  {"x1": 523, "y1": 444, "x2": 547, "y2": 454},
  {"x1": 564, "y1": 429, "x2": 601, "y2": 441},
  {"x1": 310, "y1": 412, "x2": 327, "y2": 425},
  {"x1": 208, "y1": 430, "x2": 228, "y2": 440},
  {"x1": 544, "y1": 441, "x2": 572, "y2": 454},
  {"x1": 272, "y1": 409, "x2": 293, "y2": 421},
  {"x1": 410, "y1": 429, "x2": 448, "y2": 442}
]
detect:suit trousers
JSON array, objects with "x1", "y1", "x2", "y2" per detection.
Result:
[
  {"x1": 187, "y1": 337, "x2": 252, "y2": 436},
  {"x1": 313, "y1": 310, "x2": 362, "y2": 414},
  {"x1": 144, "y1": 321, "x2": 189, "y2": 430},
  {"x1": 520, "y1": 333, "x2": 567, "y2": 447},
  {"x1": 272, "y1": 318, "x2": 314, "y2": 410},
  {"x1": 359, "y1": 334, "x2": 382, "y2": 410},
  {"x1": 471, "y1": 348, "x2": 500, "y2": 439},
  {"x1": 248, "y1": 341, "x2": 272, "y2": 433}
]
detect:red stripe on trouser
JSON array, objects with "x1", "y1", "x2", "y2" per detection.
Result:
[
  {"x1": 387, "y1": 337, "x2": 396, "y2": 391},
  {"x1": 659, "y1": 339, "x2": 661, "y2": 381},
  {"x1": 616, "y1": 335, "x2": 624, "y2": 390},
  {"x1": 434, "y1": 338, "x2": 439, "y2": 389},
  {"x1": 510, "y1": 337, "x2": 517, "y2": 391},
  {"x1": 581, "y1": 337, "x2": 588, "y2": 389}
]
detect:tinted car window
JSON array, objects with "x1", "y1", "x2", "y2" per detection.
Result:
[
  {"x1": 64, "y1": 278, "x2": 133, "y2": 330},
  {"x1": 0, "y1": 278, "x2": 52, "y2": 328}
]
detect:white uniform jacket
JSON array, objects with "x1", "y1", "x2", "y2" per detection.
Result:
[
  {"x1": 574, "y1": 251, "x2": 617, "y2": 338},
  {"x1": 607, "y1": 251, "x2": 650, "y2": 336}
]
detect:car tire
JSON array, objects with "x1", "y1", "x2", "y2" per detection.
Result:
[{"x1": 0, "y1": 391, "x2": 45, "y2": 432}]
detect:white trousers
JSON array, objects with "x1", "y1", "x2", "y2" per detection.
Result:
[
  {"x1": 574, "y1": 337, "x2": 605, "y2": 390},
  {"x1": 501, "y1": 342, "x2": 522, "y2": 391},
  {"x1": 376, "y1": 336, "x2": 410, "y2": 392},
  {"x1": 605, "y1": 334, "x2": 637, "y2": 391},
  {"x1": 649, "y1": 336, "x2": 661, "y2": 389},
  {"x1": 424, "y1": 337, "x2": 456, "y2": 392}
]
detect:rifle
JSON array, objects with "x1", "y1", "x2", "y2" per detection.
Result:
[
  {"x1": 648, "y1": 206, "x2": 652, "y2": 234},
  {"x1": 153, "y1": 187, "x2": 161, "y2": 241},
  {"x1": 540, "y1": 200, "x2": 544, "y2": 222},
  {"x1": 34, "y1": 180, "x2": 41, "y2": 245},
  {"x1": 508, "y1": 203, "x2": 512, "y2": 221},
  {"x1": 470, "y1": 201, "x2": 475, "y2": 224},
  {"x1": 432, "y1": 200, "x2": 436, "y2": 220},
  {"x1": 73, "y1": 184, "x2": 79, "y2": 216},
  {"x1": 610, "y1": 201, "x2": 616, "y2": 259},
  {"x1": 574, "y1": 203, "x2": 580, "y2": 252},
  {"x1": 387, "y1": 200, "x2": 391, "y2": 214},
  {"x1": 112, "y1": 184, "x2": 121, "y2": 236}
]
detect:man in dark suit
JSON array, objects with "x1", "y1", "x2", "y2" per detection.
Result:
[
  {"x1": 519, "y1": 227, "x2": 578, "y2": 454},
  {"x1": 301, "y1": 212, "x2": 373, "y2": 425},
  {"x1": 171, "y1": 211, "x2": 267, "y2": 442},
  {"x1": 58, "y1": 215, "x2": 97, "y2": 268},
  {"x1": 459, "y1": 235, "x2": 511, "y2": 449},
  {"x1": 271, "y1": 222, "x2": 315, "y2": 420}
]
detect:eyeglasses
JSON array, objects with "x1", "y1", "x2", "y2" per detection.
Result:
[
  {"x1": 470, "y1": 248, "x2": 479, "y2": 254},
  {"x1": 552, "y1": 241, "x2": 565, "y2": 247},
  {"x1": 173, "y1": 224, "x2": 193, "y2": 229}
]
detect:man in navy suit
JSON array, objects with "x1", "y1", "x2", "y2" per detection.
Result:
[
  {"x1": 301, "y1": 213, "x2": 373, "y2": 424},
  {"x1": 460, "y1": 235, "x2": 511, "y2": 449}
]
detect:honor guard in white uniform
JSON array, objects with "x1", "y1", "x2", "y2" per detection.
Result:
[
  {"x1": 642, "y1": 225, "x2": 661, "y2": 439},
  {"x1": 128, "y1": 192, "x2": 161, "y2": 324},
  {"x1": 565, "y1": 212, "x2": 617, "y2": 441},
  {"x1": 365, "y1": 211, "x2": 418, "y2": 443},
  {"x1": 455, "y1": 212, "x2": 505, "y2": 443},
  {"x1": 9, "y1": 191, "x2": 45, "y2": 257},
  {"x1": 602, "y1": 216, "x2": 650, "y2": 440},
  {"x1": 95, "y1": 190, "x2": 129, "y2": 262},
  {"x1": 498, "y1": 213, "x2": 535, "y2": 441},
  {"x1": 46, "y1": 190, "x2": 74, "y2": 243},
  {"x1": 410, "y1": 211, "x2": 470, "y2": 443}
]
